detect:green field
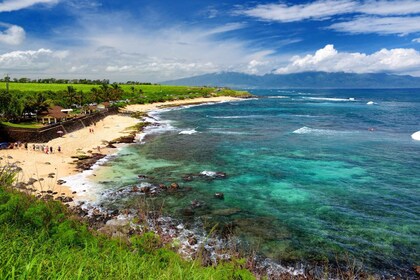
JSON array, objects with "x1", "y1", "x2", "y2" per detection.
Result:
[{"x1": 0, "y1": 82, "x2": 248, "y2": 97}]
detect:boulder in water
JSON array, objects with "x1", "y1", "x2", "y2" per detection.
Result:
[
  {"x1": 170, "y1": 182, "x2": 180, "y2": 189},
  {"x1": 214, "y1": 192, "x2": 224, "y2": 199}
]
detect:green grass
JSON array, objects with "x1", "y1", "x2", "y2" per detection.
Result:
[
  {"x1": 0, "y1": 165, "x2": 255, "y2": 280},
  {"x1": 1, "y1": 121, "x2": 43, "y2": 129},
  {"x1": 0, "y1": 82, "x2": 249, "y2": 97}
]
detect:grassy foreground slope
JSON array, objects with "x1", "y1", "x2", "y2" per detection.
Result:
[{"x1": 0, "y1": 166, "x2": 254, "y2": 280}]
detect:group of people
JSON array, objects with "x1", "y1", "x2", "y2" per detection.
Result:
[
  {"x1": 31, "y1": 144, "x2": 61, "y2": 154},
  {"x1": 7, "y1": 142, "x2": 62, "y2": 154}
]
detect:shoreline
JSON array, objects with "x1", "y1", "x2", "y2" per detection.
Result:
[{"x1": 0, "y1": 96, "x2": 242, "y2": 200}]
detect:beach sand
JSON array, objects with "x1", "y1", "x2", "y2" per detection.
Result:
[{"x1": 0, "y1": 96, "x2": 241, "y2": 198}]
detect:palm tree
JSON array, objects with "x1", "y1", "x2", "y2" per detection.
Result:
[
  {"x1": 64, "y1": 86, "x2": 77, "y2": 107},
  {"x1": 90, "y1": 87, "x2": 102, "y2": 103},
  {"x1": 99, "y1": 83, "x2": 110, "y2": 101}
]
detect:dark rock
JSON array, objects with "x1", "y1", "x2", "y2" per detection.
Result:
[
  {"x1": 215, "y1": 172, "x2": 227, "y2": 178},
  {"x1": 62, "y1": 196, "x2": 73, "y2": 203},
  {"x1": 72, "y1": 191, "x2": 77, "y2": 194},
  {"x1": 15, "y1": 182, "x2": 27, "y2": 189},
  {"x1": 214, "y1": 192, "x2": 224, "y2": 199},
  {"x1": 170, "y1": 182, "x2": 179, "y2": 189},
  {"x1": 415, "y1": 266, "x2": 420, "y2": 276},
  {"x1": 42, "y1": 194, "x2": 53, "y2": 200},
  {"x1": 212, "y1": 208, "x2": 241, "y2": 216},
  {"x1": 140, "y1": 186, "x2": 151, "y2": 193},
  {"x1": 191, "y1": 200, "x2": 203, "y2": 209},
  {"x1": 57, "y1": 179, "x2": 66, "y2": 185},
  {"x1": 188, "y1": 236, "x2": 198, "y2": 245},
  {"x1": 47, "y1": 190, "x2": 53, "y2": 194},
  {"x1": 181, "y1": 207, "x2": 194, "y2": 216},
  {"x1": 27, "y1": 178, "x2": 38, "y2": 185},
  {"x1": 182, "y1": 175, "x2": 193, "y2": 182}
]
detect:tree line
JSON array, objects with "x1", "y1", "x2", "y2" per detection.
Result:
[
  {"x1": 0, "y1": 76, "x2": 156, "y2": 85},
  {"x1": 0, "y1": 83, "x2": 129, "y2": 122}
]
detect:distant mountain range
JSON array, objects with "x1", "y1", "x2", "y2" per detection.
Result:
[{"x1": 163, "y1": 72, "x2": 420, "y2": 89}]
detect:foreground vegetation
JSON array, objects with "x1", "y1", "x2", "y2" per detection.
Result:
[
  {"x1": 0, "y1": 82, "x2": 250, "y2": 123},
  {"x1": 0, "y1": 164, "x2": 254, "y2": 279}
]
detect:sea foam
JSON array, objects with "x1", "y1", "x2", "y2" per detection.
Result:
[
  {"x1": 411, "y1": 131, "x2": 420, "y2": 141},
  {"x1": 179, "y1": 129, "x2": 198, "y2": 135},
  {"x1": 292, "y1": 126, "x2": 345, "y2": 136},
  {"x1": 304, "y1": 97, "x2": 356, "y2": 102}
]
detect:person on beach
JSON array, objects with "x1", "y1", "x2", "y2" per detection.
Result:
[
  {"x1": 32, "y1": 144, "x2": 35, "y2": 151},
  {"x1": 58, "y1": 146, "x2": 61, "y2": 153},
  {"x1": 24, "y1": 142, "x2": 28, "y2": 150},
  {"x1": 50, "y1": 146, "x2": 53, "y2": 154}
]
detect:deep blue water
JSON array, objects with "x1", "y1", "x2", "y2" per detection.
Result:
[{"x1": 89, "y1": 89, "x2": 420, "y2": 276}]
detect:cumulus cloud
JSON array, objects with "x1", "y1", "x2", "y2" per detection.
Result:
[
  {"x1": 413, "y1": 38, "x2": 420, "y2": 43},
  {"x1": 0, "y1": 24, "x2": 25, "y2": 45},
  {"x1": 275, "y1": 44, "x2": 420, "y2": 74},
  {"x1": 0, "y1": 0, "x2": 59, "y2": 12},
  {"x1": 0, "y1": 48, "x2": 68, "y2": 70}
]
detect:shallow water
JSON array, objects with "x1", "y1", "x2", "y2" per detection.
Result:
[{"x1": 77, "y1": 89, "x2": 420, "y2": 277}]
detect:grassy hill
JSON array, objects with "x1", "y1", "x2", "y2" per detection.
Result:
[{"x1": 0, "y1": 165, "x2": 254, "y2": 279}]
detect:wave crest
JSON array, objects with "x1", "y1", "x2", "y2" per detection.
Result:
[{"x1": 411, "y1": 131, "x2": 420, "y2": 141}]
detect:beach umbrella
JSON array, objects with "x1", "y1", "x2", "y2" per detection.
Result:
[{"x1": 57, "y1": 131, "x2": 64, "y2": 136}]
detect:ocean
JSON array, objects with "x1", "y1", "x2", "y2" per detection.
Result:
[{"x1": 69, "y1": 88, "x2": 420, "y2": 277}]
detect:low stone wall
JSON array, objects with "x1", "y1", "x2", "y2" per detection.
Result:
[{"x1": 0, "y1": 108, "x2": 118, "y2": 143}]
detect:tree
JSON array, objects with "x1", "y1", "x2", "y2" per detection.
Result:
[
  {"x1": 63, "y1": 86, "x2": 77, "y2": 107},
  {"x1": 90, "y1": 87, "x2": 102, "y2": 103}
]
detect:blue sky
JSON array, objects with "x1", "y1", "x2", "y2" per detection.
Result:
[{"x1": 1, "y1": 0, "x2": 420, "y2": 81}]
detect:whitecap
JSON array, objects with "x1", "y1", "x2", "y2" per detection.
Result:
[
  {"x1": 367, "y1": 101, "x2": 375, "y2": 105},
  {"x1": 292, "y1": 126, "x2": 347, "y2": 136},
  {"x1": 200, "y1": 170, "x2": 217, "y2": 177},
  {"x1": 267, "y1": 96, "x2": 289, "y2": 99},
  {"x1": 304, "y1": 97, "x2": 356, "y2": 102},
  {"x1": 179, "y1": 129, "x2": 198, "y2": 135},
  {"x1": 411, "y1": 131, "x2": 420, "y2": 141}
]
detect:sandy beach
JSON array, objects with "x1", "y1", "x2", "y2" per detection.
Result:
[{"x1": 0, "y1": 96, "x2": 241, "y2": 198}]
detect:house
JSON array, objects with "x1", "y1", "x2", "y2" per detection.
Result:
[{"x1": 38, "y1": 105, "x2": 72, "y2": 124}]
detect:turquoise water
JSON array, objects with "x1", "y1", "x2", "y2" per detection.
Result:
[{"x1": 90, "y1": 89, "x2": 420, "y2": 276}]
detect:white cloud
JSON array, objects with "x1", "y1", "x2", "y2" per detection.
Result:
[
  {"x1": 239, "y1": 0, "x2": 420, "y2": 22},
  {"x1": 238, "y1": 1, "x2": 420, "y2": 35},
  {"x1": 413, "y1": 38, "x2": 420, "y2": 43},
  {"x1": 0, "y1": 48, "x2": 68, "y2": 70},
  {"x1": 239, "y1": 0, "x2": 357, "y2": 22},
  {"x1": 329, "y1": 16, "x2": 420, "y2": 35},
  {"x1": 275, "y1": 44, "x2": 420, "y2": 74},
  {"x1": 0, "y1": 0, "x2": 59, "y2": 12},
  {"x1": 0, "y1": 24, "x2": 25, "y2": 45},
  {"x1": 359, "y1": 0, "x2": 420, "y2": 15}
]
